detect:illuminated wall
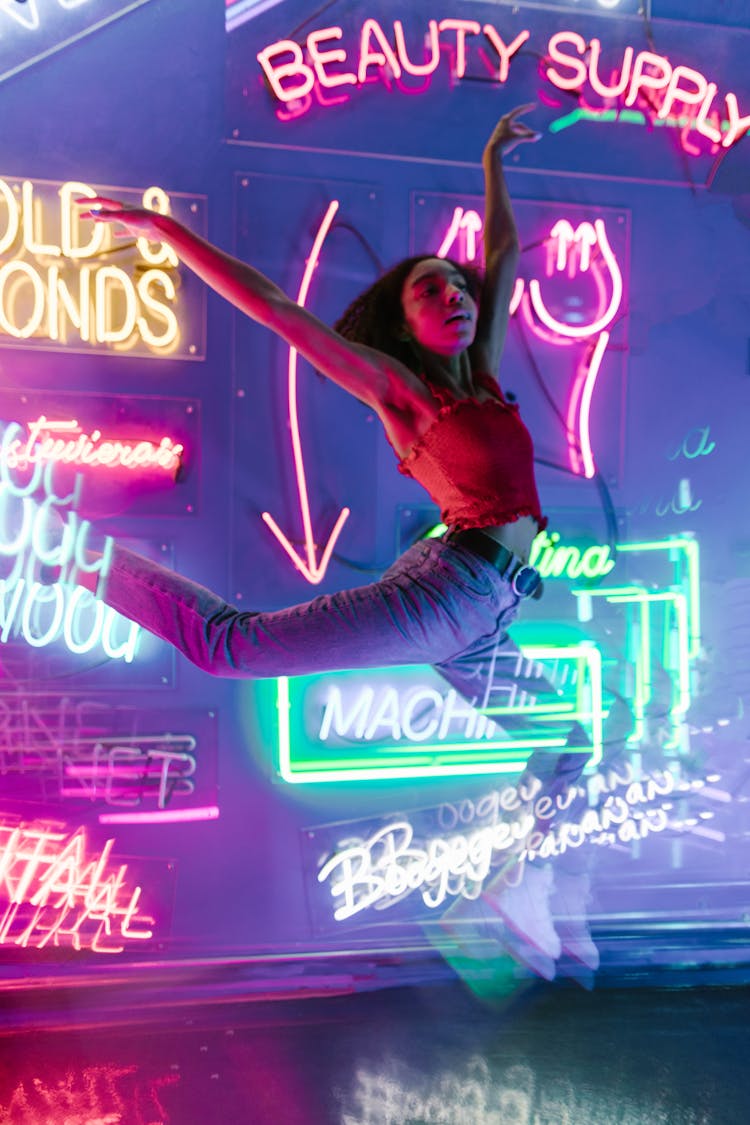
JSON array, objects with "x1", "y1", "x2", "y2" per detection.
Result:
[{"x1": 1, "y1": 0, "x2": 749, "y2": 981}]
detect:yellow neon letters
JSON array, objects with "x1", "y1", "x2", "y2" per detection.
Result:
[{"x1": 0, "y1": 177, "x2": 180, "y2": 353}]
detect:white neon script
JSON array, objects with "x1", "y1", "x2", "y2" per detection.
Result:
[
  {"x1": 1, "y1": 415, "x2": 183, "y2": 475},
  {"x1": 0, "y1": 179, "x2": 180, "y2": 353},
  {"x1": 257, "y1": 20, "x2": 749, "y2": 150},
  {"x1": 0, "y1": 420, "x2": 139, "y2": 661},
  {"x1": 0, "y1": 821, "x2": 154, "y2": 953},
  {"x1": 317, "y1": 767, "x2": 680, "y2": 920},
  {"x1": 319, "y1": 684, "x2": 497, "y2": 743},
  {"x1": 261, "y1": 200, "x2": 350, "y2": 584}
]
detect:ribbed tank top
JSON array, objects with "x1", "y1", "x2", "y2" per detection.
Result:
[{"x1": 396, "y1": 372, "x2": 547, "y2": 532}]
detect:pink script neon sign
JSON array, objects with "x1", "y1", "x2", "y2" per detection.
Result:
[
  {"x1": 2, "y1": 415, "x2": 183, "y2": 475},
  {"x1": 256, "y1": 19, "x2": 750, "y2": 149},
  {"x1": 0, "y1": 820, "x2": 155, "y2": 953}
]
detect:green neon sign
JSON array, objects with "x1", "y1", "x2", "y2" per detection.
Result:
[
  {"x1": 424, "y1": 524, "x2": 617, "y2": 581},
  {"x1": 273, "y1": 641, "x2": 603, "y2": 785}
]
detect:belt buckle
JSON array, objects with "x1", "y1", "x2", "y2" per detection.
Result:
[{"x1": 511, "y1": 564, "x2": 541, "y2": 599}]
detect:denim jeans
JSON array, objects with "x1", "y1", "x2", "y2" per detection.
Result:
[
  {"x1": 102, "y1": 535, "x2": 591, "y2": 783},
  {"x1": 102, "y1": 536, "x2": 539, "y2": 701}
]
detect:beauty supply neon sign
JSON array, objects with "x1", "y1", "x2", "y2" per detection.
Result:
[
  {"x1": 0, "y1": 819, "x2": 155, "y2": 953},
  {"x1": 256, "y1": 18, "x2": 749, "y2": 149},
  {"x1": 0, "y1": 177, "x2": 202, "y2": 358}
]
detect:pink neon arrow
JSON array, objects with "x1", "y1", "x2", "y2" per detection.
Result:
[{"x1": 262, "y1": 201, "x2": 350, "y2": 584}]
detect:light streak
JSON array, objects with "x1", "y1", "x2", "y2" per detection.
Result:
[{"x1": 99, "y1": 805, "x2": 219, "y2": 825}]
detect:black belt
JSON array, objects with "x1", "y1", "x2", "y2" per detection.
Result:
[{"x1": 445, "y1": 528, "x2": 543, "y2": 599}]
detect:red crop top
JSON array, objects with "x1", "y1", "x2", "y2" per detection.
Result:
[{"x1": 396, "y1": 373, "x2": 547, "y2": 532}]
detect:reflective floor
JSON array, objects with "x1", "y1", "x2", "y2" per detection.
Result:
[{"x1": 1, "y1": 978, "x2": 749, "y2": 1124}]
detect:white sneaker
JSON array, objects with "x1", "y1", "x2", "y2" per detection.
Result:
[
  {"x1": 549, "y1": 872, "x2": 600, "y2": 971},
  {"x1": 489, "y1": 863, "x2": 562, "y2": 961}
]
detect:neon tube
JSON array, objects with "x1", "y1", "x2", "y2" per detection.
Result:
[{"x1": 262, "y1": 200, "x2": 350, "y2": 584}]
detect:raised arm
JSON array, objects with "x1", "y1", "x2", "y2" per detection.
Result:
[
  {"x1": 470, "y1": 105, "x2": 539, "y2": 377},
  {"x1": 82, "y1": 198, "x2": 402, "y2": 408}
]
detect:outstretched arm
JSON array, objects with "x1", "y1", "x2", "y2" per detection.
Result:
[
  {"x1": 82, "y1": 199, "x2": 402, "y2": 408},
  {"x1": 470, "y1": 105, "x2": 539, "y2": 377}
]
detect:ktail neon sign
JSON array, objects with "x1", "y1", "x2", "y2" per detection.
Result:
[
  {"x1": 0, "y1": 177, "x2": 201, "y2": 358},
  {"x1": 0, "y1": 820, "x2": 155, "y2": 953},
  {"x1": 256, "y1": 18, "x2": 750, "y2": 151}
]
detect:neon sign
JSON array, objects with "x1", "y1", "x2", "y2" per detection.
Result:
[
  {"x1": 529, "y1": 530, "x2": 616, "y2": 580},
  {"x1": 261, "y1": 200, "x2": 350, "y2": 584},
  {"x1": 1, "y1": 415, "x2": 183, "y2": 475},
  {"x1": 273, "y1": 641, "x2": 602, "y2": 784},
  {"x1": 0, "y1": 820, "x2": 155, "y2": 953},
  {"x1": 0, "y1": 177, "x2": 202, "y2": 358},
  {"x1": 2, "y1": 1065, "x2": 177, "y2": 1125},
  {"x1": 0, "y1": 419, "x2": 140, "y2": 662},
  {"x1": 256, "y1": 18, "x2": 750, "y2": 150},
  {"x1": 575, "y1": 535, "x2": 701, "y2": 750},
  {"x1": 545, "y1": 32, "x2": 748, "y2": 148},
  {"x1": 316, "y1": 764, "x2": 688, "y2": 921}
]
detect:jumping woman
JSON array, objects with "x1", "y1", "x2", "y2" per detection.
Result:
[
  {"x1": 71, "y1": 104, "x2": 597, "y2": 975},
  {"x1": 72, "y1": 105, "x2": 559, "y2": 713}
]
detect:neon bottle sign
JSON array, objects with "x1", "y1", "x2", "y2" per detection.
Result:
[
  {"x1": 0, "y1": 820, "x2": 155, "y2": 953},
  {"x1": 439, "y1": 207, "x2": 624, "y2": 479},
  {"x1": 256, "y1": 18, "x2": 750, "y2": 151}
]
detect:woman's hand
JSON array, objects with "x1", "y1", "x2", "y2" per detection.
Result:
[
  {"x1": 483, "y1": 103, "x2": 541, "y2": 161},
  {"x1": 76, "y1": 196, "x2": 168, "y2": 240}
]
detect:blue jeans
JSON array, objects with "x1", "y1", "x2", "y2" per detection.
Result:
[
  {"x1": 102, "y1": 536, "x2": 533, "y2": 701},
  {"x1": 102, "y1": 535, "x2": 591, "y2": 781}
]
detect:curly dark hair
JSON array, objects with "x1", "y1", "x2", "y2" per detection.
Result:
[{"x1": 333, "y1": 255, "x2": 483, "y2": 375}]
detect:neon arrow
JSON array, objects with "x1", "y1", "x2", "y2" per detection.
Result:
[{"x1": 262, "y1": 200, "x2": 350, "y2": 584}]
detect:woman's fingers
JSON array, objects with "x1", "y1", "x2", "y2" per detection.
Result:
[
  {"x1": 77, "y1": 195, "x2": 124, "y2": 210},
  {"x1": 508, "y1": 102, "x2": 537, "y2": 119}
]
